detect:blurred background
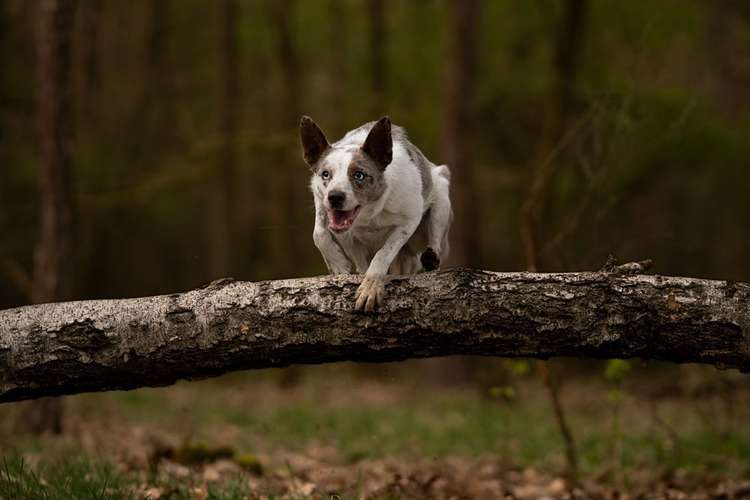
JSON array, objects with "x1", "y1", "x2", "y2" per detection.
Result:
[{"x1": 1, "y1": 0, "x2": 750, "y2": 497}]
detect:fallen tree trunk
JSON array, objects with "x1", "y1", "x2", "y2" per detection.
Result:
[{"x1": 1, "y1": 268, "x2": 749, "y2": 402}]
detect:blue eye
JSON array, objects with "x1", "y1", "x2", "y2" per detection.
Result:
[
  {"x1": 321, "y1": 170, "x2": 330, "y2": 180},
  {"x1": 353, "y1": 170, "x2": 365, "y2": 181}
]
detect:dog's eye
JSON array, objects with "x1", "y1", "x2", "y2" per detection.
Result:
[
  {"x1": 352, "y1": 170, "x2": 365, "y2": 181},
  {"x1": 320, "y1": 170, "x2": 330, "y2": 180}
]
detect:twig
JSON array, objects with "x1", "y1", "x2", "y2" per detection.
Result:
[{"x1": 539, "y1": 362, "x2": 578, "y2": 486}]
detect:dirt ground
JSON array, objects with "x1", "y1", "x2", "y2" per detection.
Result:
[{"x1": 3, "y1": 362, "x2": 750, "y2": 499}]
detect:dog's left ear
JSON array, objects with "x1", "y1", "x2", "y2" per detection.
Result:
[{"x1": 362, "y1": 116, "x2": 392, "y2": 169}]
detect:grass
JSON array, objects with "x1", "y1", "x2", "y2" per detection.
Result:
[
  {"x1": 0, "y1": 454, "x2": 126, "y2": 500},
  {"x1": 109, "y1": 375, "x2": 750, "y2": 472},
  {"x1": 83, "y1": 377, "x2": 579, "y2": 464},
  {"x1": 2, "y1": 363, "x2": 750, "y2": 498},
  {"x1": 0, "y1": 453, "x2": 267, "y2": 499}
]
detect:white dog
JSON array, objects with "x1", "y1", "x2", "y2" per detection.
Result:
[{"x1": 300, "y1": 116, "x2": 452, "y2": 311}]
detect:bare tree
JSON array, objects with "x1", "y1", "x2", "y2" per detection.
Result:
[
  {"x1": 268, "y1": 0, "x2": 301, "y2": 275},
  {"x1": 368, "y1": 0, "x2": 386, "y2": 115},
  {"x1": 519, "y1": 0, "x2": 590, "y2": 485},
  {"x1": 34, "y1": 0, "x2": 77, "y2": 312},
  {"x1": 328, "y1": 0, "x2": 349, "y2": 131},
  {"x1": 208, "y1": 0, "x2": 240, "y2": 279},
  {"x1": 21, "y1": 0, "x2": 78, "y2": 435},
  {"x1": 707, "y1": 0, "x2": 750, "y2": 116},
  {"x1": 0, "y1": 3, "x2": 36, "y2": 303},
  {"x1": 274, "y1": 0, "x2": 301, "y2": 121},
  {"x1": 520, "y1": 0, "x2": 588, "y2": 272},
  {"x1": 146, "y1": 0, "x2": 168, "y2": 95},
  {"x1": 78, "y1": 0, "x2": 101, "y2": 100},
  {"x1": 139, "y1": 0, "x2": 175, "y2": 147},
  {"x1": 443, "y1": 0, "x2": 481, "y2": 267},
  {"x1": 0, "y1": 0, "x2": 6, "y2": 160}
]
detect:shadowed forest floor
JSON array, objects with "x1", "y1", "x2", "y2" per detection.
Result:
[{"x1": 1, "y1": 361, "x2": 749, "y2": 499}]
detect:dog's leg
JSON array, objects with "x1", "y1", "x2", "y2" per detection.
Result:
[
  {"x1": 348, "y1": 243, "x2": 371, "y2": 274},
  {"x1": 390, "y1": 247, "x2": 420, "y2": 275},
  {"x1": 422, "y1": 170, "x2": 452, "y2": 270},
  {"x1": 314, "y1": 228, "x2": 352, "y2": 274},
  {"x1": 355, "y1": 221, "x2": 420, "y2": 311},
  {"x1": 313, "y1": 205, "x2": 353, "y2": 274}
]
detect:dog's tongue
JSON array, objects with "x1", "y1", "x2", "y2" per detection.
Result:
[{"x1": 328, "y1": 208, "x2": 359, "y2": 231}]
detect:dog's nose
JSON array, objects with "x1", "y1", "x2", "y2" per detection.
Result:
[{"x1": 328, "y1": 191, "x2": 346, "y2": 209}]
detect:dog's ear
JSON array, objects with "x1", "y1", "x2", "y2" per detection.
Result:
[
  {"x1": 361, "y1": 116, "x2": 392, "y2": 169},
  {"x1": 300, "y1": 116, "x2": 330, "y2": 168}
]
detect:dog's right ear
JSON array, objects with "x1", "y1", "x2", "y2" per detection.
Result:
[{"x1": 300, "y1": 116, "x2": 330, "y2": 168}]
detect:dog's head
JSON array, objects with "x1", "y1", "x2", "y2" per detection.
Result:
[{"x1": 300, "y1": 116, "x2": 393, "y2": 233}]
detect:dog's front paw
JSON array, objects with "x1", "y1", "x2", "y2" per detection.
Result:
[{"x1": 355, "y1": 275, "x2": 386, "y2": 312}]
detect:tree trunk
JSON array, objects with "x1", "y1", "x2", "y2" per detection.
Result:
[
  {"x1": 553, "y1": 0, "x2": 588, "y2": 124},
  {"x1": 2, "y1": 267, "x2": 749, "y2": 403},
  {"x1": 328, "y1": 0, "x2": 348, "y2": 131},
  {"x1": 139, "y1": 0, "x2": 174, "y2": 147},
  {"x1": 0, "y1": 0, "x2": 7, "y2": 245},
  {"x1": 0, "y1": 0, "x2": 6, "y2": 163},
  {"x1": 520, "y1": 0, "x2": 589, "y2": 272},
  {"x1": 208, "y1": 0, "x2": 240, "y2": 279},
  {"x1": 24, "y1": 0, "x2": 78, "y2": 435},
  {"x1": 368, "y1": 0, "x2": 386, "y2": 115},
  {"x1": 34, "y1": 0, "x2": 77, "y2": 332},
  {"x1": 707, "y1": 0, "x2": 750, "y2": 116},
  {"x1": 268, "y1": 0, "x2": 301, "y2": 276},
  {"x1": 79, "y1": 0, "x2": 101, "y2": 100},
  {"x1": 443, "y1": 0, "x2": 481, "y2": 267}
]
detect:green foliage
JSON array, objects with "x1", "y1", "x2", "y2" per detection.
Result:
[
  {"x1": 235, "y1": 454, "x2": 264, "y2": 476},
  {"x1": 604, "y1": 360, "x2": 632, "y2": 383},
  {"x1": 488, "y1": 385, "x2": 516, "y2": 402},
  {"x1": 2, "y1": 0, "x2": 750, "y2": 306},
  {"x1": 507, "y1": 360, "x2": 531, "y2": 377},
  {"x1": 605, "y1": 388, "x2": 624, "y2": 404}
]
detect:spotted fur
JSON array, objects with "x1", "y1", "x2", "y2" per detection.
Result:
[{"x1": 300, "y1": 116, "x2": 453, "y2": 311}]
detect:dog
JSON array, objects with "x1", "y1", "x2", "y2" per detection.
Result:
[{"x1": 299, "y1": 115, "x2": 452, "y2": 311}]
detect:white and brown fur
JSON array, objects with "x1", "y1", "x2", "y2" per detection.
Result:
[{"x1": 300, "y1": 116, "x2": 452, "y2": 311}]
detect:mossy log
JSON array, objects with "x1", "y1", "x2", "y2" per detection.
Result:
[{"x1": 1, "y1": 267, "x2": 749, "y2": 402}]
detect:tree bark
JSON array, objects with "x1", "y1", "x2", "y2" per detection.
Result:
[{"x1": 1, "y1": 268, "x2": 749, "y2": 403}]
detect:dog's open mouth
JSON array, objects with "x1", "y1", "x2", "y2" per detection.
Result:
[{"x1": 328, "y1": 206, "x2": 361, "y2": 232}]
